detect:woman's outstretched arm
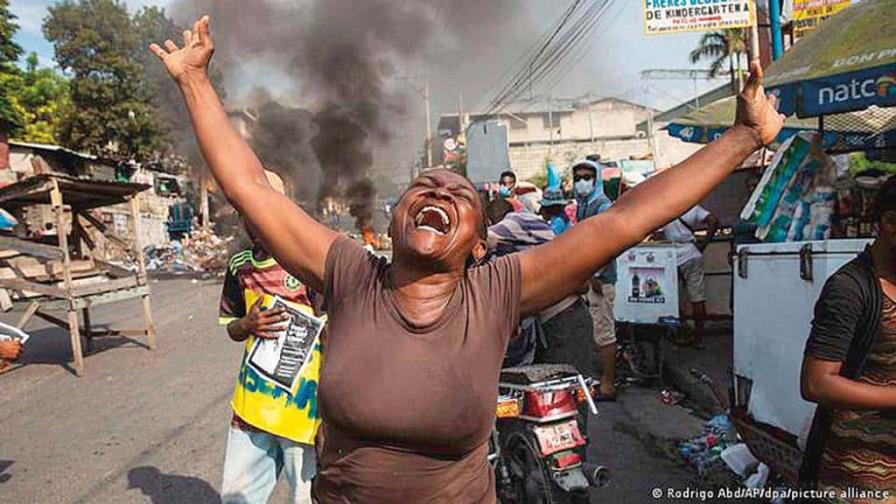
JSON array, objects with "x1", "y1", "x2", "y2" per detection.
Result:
[
  {"x1": 518, "y1": 61, "x2": 784, "y2": 316},
  {"x1": 150, "y1": 16, "x2": 336, "y2": 291}
]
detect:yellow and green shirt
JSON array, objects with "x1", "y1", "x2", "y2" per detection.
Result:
[{"x1": 219, "y1": 248, "x2": 322, "y2": 445}]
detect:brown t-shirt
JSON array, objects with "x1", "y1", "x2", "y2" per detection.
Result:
[{"x1": 313, "y1": 236, "x2": 521, "y2": 503}]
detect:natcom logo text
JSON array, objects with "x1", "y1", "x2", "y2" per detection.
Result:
[{"x1": 817, "y1": 74, "x2": 896, "y2": 106}]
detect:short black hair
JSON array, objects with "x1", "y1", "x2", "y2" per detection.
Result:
[
  {"x1": 873, "y1": 175, "x2": 896, "y2": 223},
  {"x1": 499, "y1": 171, "x2": 516, "y2": 182},
  {"x1": 486, "y1": 198, "x2": 514, "y2": 226}
]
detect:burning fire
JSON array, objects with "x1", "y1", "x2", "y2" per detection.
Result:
[{"x1": 362, "y1": 225, "x2": 381, "y2": 249}]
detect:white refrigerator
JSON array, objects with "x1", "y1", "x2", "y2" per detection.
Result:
[{"x1": 732, "y1": 239, "x2": 871, "y2": 440}]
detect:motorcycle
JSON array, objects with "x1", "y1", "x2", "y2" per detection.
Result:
[{"x1": 490, "y1": 363, "x2": 610, "y2": 503}]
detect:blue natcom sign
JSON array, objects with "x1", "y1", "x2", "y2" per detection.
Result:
[
  {"x1": 666, "y1": 121, "x2": 896, "y2": 152},
  {"x1": 769, "y1": 63, "x2": 896, "y2": 117}
]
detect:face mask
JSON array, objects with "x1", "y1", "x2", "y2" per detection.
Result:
[
  {"x1": 575, "y1": 179, "x2": 595, "y2": 197},
  {"x1": 498, "y1": 186, "x2": 512, "y2": 198}
]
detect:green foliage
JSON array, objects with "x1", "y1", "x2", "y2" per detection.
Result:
[
  {"x1": 0, "y1": 0, "x2": 23, "y2": 130},
  {"x1": 690, "y1": 29, "x2": 747, "y2": 91},
  {"x1": 849, "y1": 152, "x2": 896, "y2": 177},
  {"x1": 0, "y1": 52, "x2": 72, "y2": 143},
  {"x1": 43, "y1": 0, "x2": 162, "y2": 161},
  {"x1": 0, "y1": 0, "x2": 23, "y2": 68}
]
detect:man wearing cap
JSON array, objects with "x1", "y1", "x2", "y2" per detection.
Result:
[
  {"x1": 573, "y1": 159, "x2": 618, "y2": 400},
  {"x1": 539, "y1": 185, "x2": 573, "y2": 236}
]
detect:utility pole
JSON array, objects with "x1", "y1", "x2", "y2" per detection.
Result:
[
  {"x1": 586, "y1": 92, "x2": 595, "y2": 147},
  {"x1": 424, "y1": 80, "x2": 433, "y2": 169},
  {"x1": 398, "y1": 76, "x2": 434, "y2": 172},
  {"x1": 457, "y1": 93, "x2": 465, "y2": 134},
  {"x1": 748, "y1": 0, "x2": 761, "y2": 66},
  {"x1": 548, "y1": 96, "x2": 554, "y2": 151},
  {"x1": 769, "y1": 0, "x2": 783, "y2": 60},
  {"x1": 646, "y1": 104, "x2": 657, "y2": 162}
]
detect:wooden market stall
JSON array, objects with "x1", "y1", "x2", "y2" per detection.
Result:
[{"x1": 0, "y1": 174, "x2": 155, "y2": 376}]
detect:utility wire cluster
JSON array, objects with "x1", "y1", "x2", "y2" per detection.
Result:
[{"x1": 482, "y1": 0, "x2": 620, "y2": 116}]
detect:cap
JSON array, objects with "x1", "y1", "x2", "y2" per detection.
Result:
[{"x1": 540, "y1": 186, "x2": 569, "y2": 207}]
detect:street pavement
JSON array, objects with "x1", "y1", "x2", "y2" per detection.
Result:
[{"x1": 1, "y1": 278, "x2": 699, "y2": 503}]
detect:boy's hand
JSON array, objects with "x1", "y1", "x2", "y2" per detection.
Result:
[{"x1": 242, "y1": 299, "x2": 289, "y2": 339}]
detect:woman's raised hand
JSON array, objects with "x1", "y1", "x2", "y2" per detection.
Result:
[
  {"x1": 149, "y1": 15, "x2": 214, "y2": 85},
  {"x1": 735, "y1": 59, "x2": 786, "y2": 148}
]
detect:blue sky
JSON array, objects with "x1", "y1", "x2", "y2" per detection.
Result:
[{"x1": 10, "y1": 0, "x2": 729, "y2": 111}]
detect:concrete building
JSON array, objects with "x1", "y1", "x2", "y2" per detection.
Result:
[{"x1": 437, "y1": 97, "x2": 702, "y2": 181}]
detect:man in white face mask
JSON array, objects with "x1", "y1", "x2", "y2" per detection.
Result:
[{"x1": 572, "y1": 159, "x2": 618, "y2": 400}]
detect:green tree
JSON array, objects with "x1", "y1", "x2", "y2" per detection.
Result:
[
  {"x1": 689, "y1": 29, "x2": 747, "y2": 92},
  {"x1": 2, "y1": 53, "x2": 72, "y2": 143},
  {"x1": 0, "y1": 0, "x2": 23, "y2": 68},
  {"x1": 0, "y1": 0, "x2": 24, "y2": 130},
  {"x1": 43, "y1": 0, "x2": 161, "y2": 161}
]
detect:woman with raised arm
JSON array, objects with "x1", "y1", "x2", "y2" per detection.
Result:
[{"x1": 151, "y1": 17, "x2": 784, "y2": 503}]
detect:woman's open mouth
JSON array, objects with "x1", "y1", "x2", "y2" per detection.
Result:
[{"x1": 413, "y1": 205, "x2": 451, "y2": 235}]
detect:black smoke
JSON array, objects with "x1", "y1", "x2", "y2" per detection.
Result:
[{"x1": 169, "y1": 0, "x2": 530, "y2": 229}]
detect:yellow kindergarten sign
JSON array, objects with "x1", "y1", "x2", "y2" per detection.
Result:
[
  {"x1": 793, "y1": 0, "x2": 850, "y2": 37},
  {"x1": 643, "y1": 0, "x2": 755, "y2": 36}
]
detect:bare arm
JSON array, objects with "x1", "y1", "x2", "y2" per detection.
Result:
[
  {"x1": 698, "y1": 213, "x2": 720, "y2": 251},
  {"x1": 801, "y1": 357, "x2": 896, "y2": 410},
  {"x1": 150, "y1": 17, "x2": 336, "y2": 291},
  {"x1": 519, "y1": 61, "x2": 784, "y2": 315}
]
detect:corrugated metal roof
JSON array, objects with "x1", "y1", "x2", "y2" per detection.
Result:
[{"x1": 0, "y1": 174, "x2": 150, "y2": 209}]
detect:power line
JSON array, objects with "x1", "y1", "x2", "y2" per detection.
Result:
[
  {"x1": 528, "y1": 0, "x2": 622, "y2": 100},
  {"x1": 479, "y1": 0, "x2": 585, "y2": 114},
  {"x1": 540, "y1": 0, "x2": 625, "y2": 94},
  {"x1": 483, "y1": 0, "x2": 619, "y2": 116}
]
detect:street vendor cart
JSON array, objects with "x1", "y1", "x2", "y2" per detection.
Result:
[
  {"x1": 662, "y1": 0, "x2": 896, "y2": 483},
  {"x1": 0, "y1": 173, "x2": 155, "y2": 376}
]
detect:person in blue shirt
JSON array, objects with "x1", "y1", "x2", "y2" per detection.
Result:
[
  {"x1": 539, "y1": 186, "x2": 572, "y2": 236},
  {"x1": 573, "y1": 159, "x2": 618, "y2": 400}
]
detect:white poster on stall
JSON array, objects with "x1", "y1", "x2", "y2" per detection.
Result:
[
  {"x1": 643, "y1": 0, "x2": 755, "y2": 36},
  {"x1": 614, "y1": 245, "x2": 679, "y2": 324}
]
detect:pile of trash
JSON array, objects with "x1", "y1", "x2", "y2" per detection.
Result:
[
  {"x1": 678, "y1": 414, "x2": 736, "y2": 476},
  {"x1": 145, "y1": 229, "x2": 234, "y2": 274}
]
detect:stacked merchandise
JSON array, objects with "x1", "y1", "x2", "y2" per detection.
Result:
[{"x1": 741, "y1": 133, "x2": 837, "y2": 243}]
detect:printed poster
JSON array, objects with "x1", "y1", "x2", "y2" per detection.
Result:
[
  {"x1": 614, "y1": 245, "x2": 679, "y2": 324},
  {"x1": 793, "y1": 0, "x2": 850, "y2": 37},
  {"x1": 247, "y1": 297, "x2": 324, "y2": 393},
  {"x1": 643, "y1": 0, "x2": 754, "y2": 36}
]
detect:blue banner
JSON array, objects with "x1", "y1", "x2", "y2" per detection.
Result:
[
  {"x1": 769, "y1": 63, "x2": 896, "y2": 117},
  {"x1": 666, "y1": 121, "x2": 896, "y2": 152}
]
